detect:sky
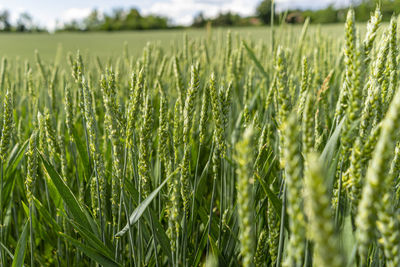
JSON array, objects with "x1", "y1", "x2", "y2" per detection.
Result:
[{"x1": 0, "y1": 0, "x2": 353, "y2": 30}]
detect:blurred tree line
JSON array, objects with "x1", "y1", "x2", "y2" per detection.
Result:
[
  {"x1": 61, "y1": 8, "x2": 169, "y2": 32},
  {"x1": 193, "y1": 0, "x2": 400, "y2": 27},
  {"x1": 192, "y1": 12, "x2": 262, "y2": 27},
  {"x1": 0, "y1": 0, "x2": 398, "y2": 33},
  {"x1": 0, "y1": 7, "x2": 169, "y2": 33},
  {"x1": 289, "y1": 0, "x2": 400, "y2": 24},
  {"x1": 0, "y1": 10, "x2": 46, "y2": 32}
]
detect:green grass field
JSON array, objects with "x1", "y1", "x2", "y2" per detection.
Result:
[{"x1": 0, "y1": 25, "x2": 346, "y2": 61}]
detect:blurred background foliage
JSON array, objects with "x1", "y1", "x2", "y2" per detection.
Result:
[{"x1": 0, "y1": 0, "x2": 398, "y2": 32}]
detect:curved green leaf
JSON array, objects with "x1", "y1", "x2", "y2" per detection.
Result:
[
  {"x1": 11, "y1": 219, "x2": 29, "y2": 267},
  {"x1": 242, "y1": 40, "x2": 268, "y2": 78},
  {"x1": 115, "y1": 168, "x2": 177, "y2": 237},
  {"x1": 39, "y1": 152, "x2": 93, "y2": 233}
]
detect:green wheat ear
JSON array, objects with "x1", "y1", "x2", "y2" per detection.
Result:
[
  {"x1": 275, "y1": 46, "x2": 290, "y2": 126},
  {"x1": 180, "y1": 64, "x2": 199, "y2": 214},
  {"x1": 282, "y1": 113, "x2": 305, "y2": 267},
  {"x1": 376, "y1": 192, "x2": 400, "y2": 267},
  {"x1": 0, "y1": 88, "x2": 13, "y2": 161},
  {"x1": 297, "y1": 56, "x2": 310, "y2": 117},
  {"x1": 199, "y1": 78, "x2": 210, "y2": 145},
  {"x1": 234, "y1": 125, "x2": 255, "y2": 267},
  {"x1": 363, "y1": 6, "x2": 382, "y2": 64},
  {"x1": 126, "y1": 68, "x2": 144, "y2": 147},
  {"x1": 209, "y1": 72, "x2": 226, "y2": 156},
  {"x1": 305, "y1": 153, "x2": 344, "y2": 267},
  {"x1": 25, "y1": 131, "x2": 38, "y2": 204},
  {"x1": 357, "y1": 82, "x2": 400, "y2": 264},
  {"x1": 138, "y1": 93, "x2": 153, "y2": 198},
  {"x1": 82, "y1": 76, "x2": 106, "y2": 222}
]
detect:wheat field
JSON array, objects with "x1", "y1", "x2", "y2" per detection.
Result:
[{"x1": 1, "y1": 7, "x2": 399, "y2": 267}]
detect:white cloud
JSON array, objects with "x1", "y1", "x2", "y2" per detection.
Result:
[
  {"x1": 275, "y1": 0, "x2": 352, "y2": 11},
  {"x1": 61, "y1": 8, "x2": 92, "y2": 23},
  {"x1": 143, "y1": 0, "x2": 259, "y2": 25}
]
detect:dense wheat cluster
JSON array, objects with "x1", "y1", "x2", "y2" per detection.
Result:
[{"x1": 2, "y1": 6, "x2": 400, "y2": 267}]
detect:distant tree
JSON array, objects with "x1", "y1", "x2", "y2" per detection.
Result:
[
  {"x1": 62, "y1": 20, "x2": 81, "y2": 31},
  {"x1": 112, "y1": 8, "x2": 125, "y2": 21},
  {"x1": 106, "y1": 8, "x2": 124, "y2": 30},
  {"x1": 192, "y1": 12, "x2": 206, "y2": 27},
  {"x1": 16, "y1": 13, "x2": 34, "y2": 32},
  {"x1": 141, "y1": 15, "x2": 168, "y2": 29},
  {"x1": 192, "y1": 10, "x2": 256, "y2": 28},
  {"x1": 100, "y1": 16, "x2": 114, "y2": 31},
  {"x1": 84, "y1": 9, "x2": 102, "y2": 31},
  {"x1": 91, "y1": 7, "x2": 168, "y2": 31},
  {"x1": 0, "y1": 10, "x2": 11, "y2": 31},
  {"x1": 303, "y1": 5, "x2": 338, "y2": 23},
  {"x1": 123, "y1": 8, "x2": 142, "y2": 30},
  {"x1": 256, "y1": 0, "x2": 273, "y2": 24},
  {"x1": 213, "y1": 12, "x2": 237, "y2": 26}
]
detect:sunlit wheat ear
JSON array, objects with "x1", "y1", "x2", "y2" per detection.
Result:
[
  {"x1": 220, "y1": 81, "x2": 232, "y2": 130},
  {"x1": 384, "y1": 16, "x2": 398, "y2": 107},
  {"x1": 376, "y1": 192, "x2": 400, "y2": 267},
  {"x1": 275, "y1": 46, "x2": 291, "y2": 170},
  {"x1": 346, "y1": 136, "x2": 363, "y2": 217},
  {"x1": 64, "y1": 85, "x2": 73, "y2": 140},
  {"x1": 225, "y1": 30, "x2": 232, "y2": 66},
  {"x1": 37, "y1": 111, "x2": 47, "y2": 155},
  {"x1": 359, "y1": 31, "x2": 390, "y2": 140},
  {"x1": 180, "y1": 64, "x2": 199, "y2": 214},
  {"x1": 254, "y1": 229, "x2": 268, "y2": 267},
  {"x1": 44, "y1": 107, "x2": 60, "y2": 169},
  {"x1": 208, "y1": 72, "x2": 226, "y2": 156},
  {"x1": 173, "y1": 55, "x2": 185, "y2": 111},
  {"x1": 25, "y1": 131, "x2": 38, "y2": 204},
  {"x1": 173, "y1": 98, "x2": 182, "y2": 164},
  {"x1": 199, "y1": 79, "x2": 210, "y2": 145},
  {"x1": 138, "y1": 93, "x2": 153, "y2": 198},
  {"x1": 126, "y1": 68, "x2": 144, "y2": 147},
  {"x1": 390, "y1": 142, "x2": 400, "y2": 181},
  {"x1": 57, "y1": 124, "x2": 68, "y2": 182},
  {"x1": 341, "y1": 10, "x2": 363, "y2": 164},
  {"x1": 282, "y1": 113, "x2": 305, "y2": 266},
  {"x1": 356, "y1": 86, "x2": 400, "y2": 264},
  {"x1": 302, "y1": 92, "x2": 315, "y2": 158},
  {"x1": 0, "y1": 58, "x2": 7, "y2": 92},
  {"x1": 334, "y1": 9, "x2": 356, "y2": 123},
  {"x1": 169, "y1": 98, "x2": 182, "y2": 252},
  {"x1": 243, "y1": 68, "x2": 253, "y2": 127},
  {"x1": 275, "y1": 46, "x2": 290, "y2": 126},
  {"x1": 254, "y1": 124, "x2": 268, "y2": 172},
  {"x1": 0, "y1": 88, "x2": 13, "y2": 161},
  {"x1": 101, "y1": 70, "x2": 123, "y2": 231},
  {"x1": 363, "y1": 6, "x2": 382, "y2": 65},
  {"x1": 82, "y1": 76, "x2": 106, "y2": 220},
  {"x1": 297, "y1": 57, "x2": 309, "y2": 117},
  {"x1": 305, "y1": 153, "x2": 343, "y2": 267},
  {"x1": 267, "y1": 189, "x2": 280, "y2": 266},
  {"x1": 234, "y1": 126, "x2": 255, "y2": 267},
  {"x1": 157, "y1": 81, "x2": 170, "y2": 178}
]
